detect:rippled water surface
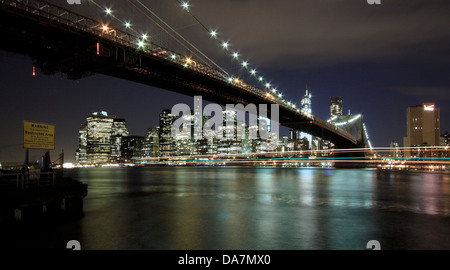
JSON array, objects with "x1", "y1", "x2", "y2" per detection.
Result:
[{"x1": 6, "y1": 167, "x2": 450, "y2": 250}]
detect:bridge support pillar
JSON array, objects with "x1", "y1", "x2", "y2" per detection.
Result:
[{"x1": 334, "y1": 149, "x2": 368, "y2": 168}]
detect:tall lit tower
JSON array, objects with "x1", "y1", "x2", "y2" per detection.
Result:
[
  {"x1": 330, "y1": 97, "x2": 343, "y2": 119},
  {"x1": 404, "y1": 102, "x2": 440, "y2": 156},
  {"x1": 85, "y1": 111, "x2": 115, "y2": 164},
  {"x1": 159, "y1": 109, "x2": 176, "y2": 157},
  {"x1": 301, "y1": 89, "x2": 312, "y2": 115},
  {"x1": 300, "y1": 88, "x2": 313, "y2": 148},
  {"x1": 110, "y1": 118, "x2": 129, "y2": 163},
  {"x1": 75, "y1": 111, "x2": 129, "y2": 165}
]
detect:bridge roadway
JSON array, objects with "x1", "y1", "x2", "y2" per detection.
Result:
[{"x1": 0, "y1": 0, "x2": 361, "y2": 149}]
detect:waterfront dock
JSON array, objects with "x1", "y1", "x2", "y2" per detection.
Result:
[{"x1": 0, "y1": 171, "x2": 88, "y2": 224}]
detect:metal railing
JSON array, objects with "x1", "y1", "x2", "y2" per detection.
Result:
[{"x1": 0, "y1": 172, "x2": 56, "y2": 190}]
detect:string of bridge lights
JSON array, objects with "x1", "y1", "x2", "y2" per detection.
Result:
[
  {"x1": 177, "y1": 1, "x2": 296, "y2": 109},
  {"x1": 92, "y1": 0, "x2": 230, "y2": 79},
  {"x1": 93, "y1": 0, "x2": 299, "y2": 111},
  {"x1": 89, "y1": 0, "x2": 374, "y2": 148}
]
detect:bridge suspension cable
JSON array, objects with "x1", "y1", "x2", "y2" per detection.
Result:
[
  {"x1": 132, "y1": 0, "x2": 228, "y2": 74},
  {"x1": 175, "y1": 0, "x2": 292, "y2": 105},
  {"x1": 88, "y1": 0, "x2": 227, "y2": 74},
  {"x1": 363, "y1": 123, "x2": 373, "y2": 150},
  {"x1": 0, "y1": 0, "x2": 361, "y2": 148},
  {"x1": 87, "y1": 0, "x2": 303, "y2": 113}
]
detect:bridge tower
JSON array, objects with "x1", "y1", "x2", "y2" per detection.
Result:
[{"x1": 329, "y1": 113, "x2": 367, "y2": 147}]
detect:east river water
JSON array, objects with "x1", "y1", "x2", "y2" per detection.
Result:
[{"x1": 4, "y1": 166, "x2": 450, "y2": 250}]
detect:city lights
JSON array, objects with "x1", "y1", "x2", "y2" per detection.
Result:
[
  {"x1": 3, "y1": 0, "x2": 450, "y2": 255},
  {"x1": 90, "y1": 0, "x2": 375, "y2": 145},
  {"x1": 172, "y1": 0, "x2": 291, "y2": 102},
  {"x1": 137, "y1": 40, "x2": 145, "y2": 48},
  {"x1": 221, "y1": 41, "x2": 229, "y2": 49},
  {"x1": 181, "y1": 2, "x2": 190, "y2": 10}
]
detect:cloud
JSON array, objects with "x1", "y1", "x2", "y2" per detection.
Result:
[
  {"x1": 53, "y1": 0, "x2": 450, "y2": 70},
  {"x1": 193, "y1": 0, "x2": 450, "y2": 69},
  {"x1": 393, "y1": 86, "x2": 450, "y2": 100}
]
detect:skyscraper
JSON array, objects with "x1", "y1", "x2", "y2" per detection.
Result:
[
  {"x1": 300, "y1": 88, "x2": 313, "y2": 148},
  {"x1": 301, "y1": 89, "x2": 312, "y2": 114},
  {"x1": 75, "y1": 111, "x2": 129, "y2": 165},
  {"x1": 85, "y1": 111, "x2": 115, "y2": 164},
  {"x1": 110, "y1": 118, "x2": 129, "y2": 163},
  {"x1": 75, "y1": 124, "x2": 87, "y2": 164},
  {"x1": 442, "y1": 132, "x2": 449, "y2": 146},
  {"x1": 159, "y1": 109, "x2": 176, "y2": 157},
  {"x1": 142, "y1": 127, "x2": 160, "y2": 158},
  {"x1": 403, "y1": 103, "x2": 440, "y2": 156},
  {"x1": 330, "y1": 97, "x2": 343, "y2": 119},
  {"x1": 173, "y1": 110, "x2": 197, "y2": 156},
  {"x1": 120, "y1": 136, "x2": 144, "y2": 164}
]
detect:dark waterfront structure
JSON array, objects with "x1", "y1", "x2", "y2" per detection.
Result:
[{"x1": 0, "y1": 150, "x2": 88, "y2": 225}]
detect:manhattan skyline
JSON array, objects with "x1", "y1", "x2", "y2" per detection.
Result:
[{"x1": 0, "y1": 0, "x2": 449, "y2": 163}]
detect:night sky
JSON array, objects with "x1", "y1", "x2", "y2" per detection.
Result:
[{"x1": 0, "y1": 0, "x2": 449, "y2": 163}]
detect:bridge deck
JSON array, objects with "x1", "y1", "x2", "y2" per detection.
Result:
[{"x1": 0, "y1": 0, "x2": 359, "y2": 148}]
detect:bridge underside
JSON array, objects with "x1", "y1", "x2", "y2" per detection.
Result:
[{"x1": 0, "y1": 3, "x2": 361, "y2": 149}]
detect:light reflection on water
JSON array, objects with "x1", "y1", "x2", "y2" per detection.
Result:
[{"x1": 9, "y1": 167, "x2": 450, "y2": 250}]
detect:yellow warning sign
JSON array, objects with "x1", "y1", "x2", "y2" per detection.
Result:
[{"x1": 23, "y1": 121, "x2": 55, "y2": 150}]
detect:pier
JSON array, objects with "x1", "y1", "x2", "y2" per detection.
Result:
[{"x1": 0, "y1": 171, "x2": 88, "y2": 224}]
